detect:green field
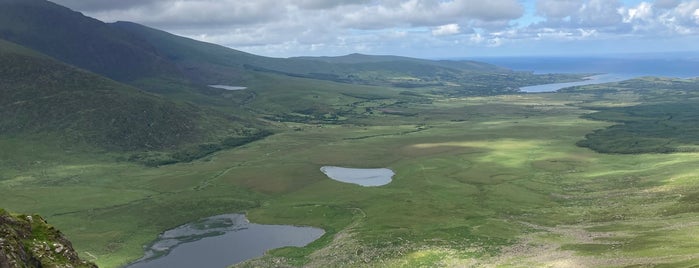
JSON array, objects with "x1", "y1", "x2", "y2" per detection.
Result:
[{"x1": 3, "y1": 77, "x2": 699, "y2": 267}]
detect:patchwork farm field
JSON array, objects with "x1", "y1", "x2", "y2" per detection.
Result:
[{"x1": 3, "y1": 78, "x2": 699, "y2": 267}]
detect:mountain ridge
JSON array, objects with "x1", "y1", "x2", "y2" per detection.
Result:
[
  {"x1": 294, "y1": 53, "x2": 505, "y2": 72},
  {"x1": 0, "y1": 0, "x2": 183, "y2": 82}
]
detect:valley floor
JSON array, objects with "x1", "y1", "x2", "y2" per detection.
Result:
[{"x1": 3, "y1": 81, "x2": 699, "y2": 267}]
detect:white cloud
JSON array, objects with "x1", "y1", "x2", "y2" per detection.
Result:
[
  {"x1": 536, "y1": 0, "x2": 583, "y2": 19},
  {"x1": 86, "y1": 0, "x2": 285, "y2": 28},
  {"x1": 50, "y1": 0, "x2": 161, "y2": 11},
  {"x1": 469, "y1": 33, "x2": 486, "y2": 43},
  {"x1": 532, "y1": 0, "x2": 699, "y2": 38},
  {"x1": 294, "y1": 0, "x2": 370, "y2": 10},
  {"x1": 487, "y1": 37, "x2": 504, "y2": 47},
  {"x1": 674, "y1": 1, "x2": 699, "y2": 24},
  {"x1": 579, "y1": 28, "x2": 598, "y2": 38},
  {"x1": 574, "y1": 0, "x2": 624, "y2": 27},
  {"x1": 432, "y1": 24, "x2": 461, "y2": 36},
  {"x1": 531, "y1": 0, "x2": 629, "y2": 38},
  {"x1": 48, "y1": 0, "x2": 699, "y2": 57},
  {"x1": 655, "y1": 0, "x2": 681, "y2": 9},
  {"x1": 623, "y1": 2, "x2": 654, "y2": 23},
  {"x1": 339, "y1": 0, "x2": 524, "y2": 29}
]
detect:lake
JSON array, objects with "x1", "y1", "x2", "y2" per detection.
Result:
[
  {"x1": 519, "y1": 74, "x2": 634, "y2": 93},
  {"x1": 125, "y1": 214, "x2": 324, "y2": 268},
  {"x1": 209, "y1": 85, "x2": 247, "y2": 90},
  {"x1": 321, "y1": 166, "x2": 394, "y2": 187}
]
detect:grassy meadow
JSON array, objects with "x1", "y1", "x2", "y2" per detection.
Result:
[{"x1": 2, "y1": 78, "x2": 699, "y2": 267}]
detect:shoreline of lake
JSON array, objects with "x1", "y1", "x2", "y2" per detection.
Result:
[
  {"x1": 209, "y1": 85, "x2": 248, "y2": 90},
  {"x1": 321, "y1": 166, "x2": 394, "y2": 187},
  {"x1": 125, "y1": 214, "x2": 324, "y2": 268},
  {"x1": 519, "y1": 74, "x2": 635, "y2": 93}
]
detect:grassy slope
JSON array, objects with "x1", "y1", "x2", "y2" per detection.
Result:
[
  {"x1": 3, "y1": 74, "x2": 699, "y2": 267},
  {"x1": 0, "y1": 38, "x2": 258, "y2": 155},
  {"x1": 0, "y1": 0, "x2": 181, "y2": 82},
  {"x1": 110, "y1": 21, "x2": 362, "y2": 86}
]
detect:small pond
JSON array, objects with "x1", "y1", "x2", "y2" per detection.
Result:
[
  {"x1": 320, "y1": 166, "x2": 394, "y2": 187},
  {"x1": 125, "y1": 214, "x2": 324, "y2": 268},
  {"x1": 519, "y1": 74, "x2": 634, "y2": 93},
  {"x1": 209, "y1": 85, "x2": 248, "y2": 90}
]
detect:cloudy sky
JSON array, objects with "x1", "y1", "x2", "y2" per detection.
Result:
[{"x1": 51, "y1": 0, "x2": 699, "y2": 58}]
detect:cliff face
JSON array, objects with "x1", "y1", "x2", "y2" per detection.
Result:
[{"x1": 0, "y1": 209, "x2": 97, "y2": 268}]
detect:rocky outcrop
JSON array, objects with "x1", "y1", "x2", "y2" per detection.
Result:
[{"x1": 0, "y1": 209, "x2": 96, "y2": 268}]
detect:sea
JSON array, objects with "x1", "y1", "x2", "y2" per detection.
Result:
[{"x1": 468, "y1": 53, "x2": 699, "y2": 78}]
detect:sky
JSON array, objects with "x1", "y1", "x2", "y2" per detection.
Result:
[{"x1": 50, "y1": 0, "x2": 699, "y2": 58}]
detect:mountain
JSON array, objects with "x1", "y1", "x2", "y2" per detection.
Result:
[
  {"x1": 0, "y1": 208, "x2": 97, "y2": 268},
  {"x1": 109, "y1": 22, "x2": 368, "y2": 84},
  {"x1": 0, "y1": 0, "x2": 342, "y2": 87},
  {"x1": 0, "y1": 0, "x2": 182, "y2": 82},
  {"x1": 0, "y1": 38, "x2": 253, "y2": 153},
  {"x1": 0, "y1": 0, "x2": 333, "y2": 88},
  {"x1": 108, "y1": 21, "x2": 276, "y2": 85}
]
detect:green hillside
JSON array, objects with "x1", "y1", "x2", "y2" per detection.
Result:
[
  {"x1": 0, "y1": 0, "x2": 182, "y2": 82},
  {"x1": 0, "y1": 38, "x2": 257, "y2": 154},
  {"x1": 110, "y1": 22, "x2": 369, "y2": 85},
  {"x1": 109, "y1": 21, "x2": 276, "y2": 85}
]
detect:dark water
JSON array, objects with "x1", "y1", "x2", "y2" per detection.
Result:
[{"x1": 126, "y1": 214, "x2": 324, "y2": 268}]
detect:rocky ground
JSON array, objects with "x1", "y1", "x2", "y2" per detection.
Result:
[{"x1": 0, "y1": 209, "x2": 96, "y2": 268}]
